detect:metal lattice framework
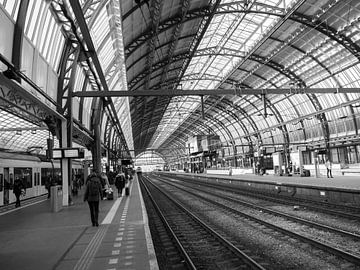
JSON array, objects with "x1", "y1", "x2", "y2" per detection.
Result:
[{"x1": 2, "y1": 0, "x2": 360, "y2": 166}]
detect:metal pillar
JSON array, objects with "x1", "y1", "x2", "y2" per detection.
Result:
[
  {"x1": 61, "y1": 120, "x2": 69, "y2": 206},
  {"x1": 93, "y1": 124, "x2": 102, "y2": 173}
]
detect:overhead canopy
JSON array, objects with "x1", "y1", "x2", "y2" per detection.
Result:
[
  {"x1": 1, "y1": 0, "x2": 360, "y2": 165},
  {"x1": 120, "y1": 0, "x2": 360, "y2": 160}
]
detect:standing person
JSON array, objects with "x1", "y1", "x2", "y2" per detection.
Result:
[
  {"x1": 45, "y1": 176, "x2": 52, "y2": 199},
  {"x1": 100, "y1": 172, "x2": 110, "y2": 199},
  {"x1": 115, "y1": 172, "x2": 126, "y2": 196},
  {"x1": 13, "y1": 177, "x2": 25, "y2": 208},
  {"x1": 84, "y1": 171, "x2": 103, "y2": 227},
  {"x1": 325, "y1": 159, "x2": 333, "y2": 178},
  {"x1": 4, "y1": 179, "x2": 10, "y2": 205}
]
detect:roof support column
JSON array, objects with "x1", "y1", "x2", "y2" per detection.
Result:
[
  {"x1": 60, "y1": 47, "x2": 79, "y2": 206},
  {"x1": 60, "y1": 119, "x2": 70, "y2": 206},
  {"x1": 12, "y1": 0, "x2": 30, "y2": 81},
  {"x1": 92, "y1": 124, "x2": 102, "y2": 173},
  {"x1": 91, "y1": 98, "x2": 103, "y2": 173}
]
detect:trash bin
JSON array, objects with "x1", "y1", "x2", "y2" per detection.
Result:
[
  {"x1": 301, "y1": 169, "x2": 310, "y2": 177},
  {"x1": 50, "y1": 185, "x2": 63, "y2": 212}
]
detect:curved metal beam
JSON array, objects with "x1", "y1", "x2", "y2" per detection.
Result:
[{"x1": 124, "y1": 6, "x2": 211, "y2": 58}]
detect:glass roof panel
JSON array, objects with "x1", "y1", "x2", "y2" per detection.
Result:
[
  {"x1": 0, "y1": 0, "x2": 20, "y2": 19},
  {"x1": 150, "y1": 0, "x2": 296, "y2": 149},
  {"x1": 85, "y1": 1, "x2": 133, "y2": 154},
  {"x1": 0, "y1": 111, "x2": 59, "y2": 154}
]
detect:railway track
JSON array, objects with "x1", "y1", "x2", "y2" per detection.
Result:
[
  {"x1": 169, "y1": 174, "x2": 360, "y2": 220},
  {"x1": 140, "y1": 175, "x2": 267, "y2": 270},
  {"x1": 147, "y1": 174, "x2": 360, "y2": 268}
]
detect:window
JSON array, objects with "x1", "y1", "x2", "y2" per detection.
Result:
[
  {"x1": 41, "y1": 168, "x2": 52, "y2": 186},
  {"x1": 14, "y1": 167, "x2": 32, "y2": 188}
]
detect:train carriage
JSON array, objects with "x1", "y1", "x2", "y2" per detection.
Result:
[{"x1": 0, "y1": 152, "x2": 83, "y2": 206}]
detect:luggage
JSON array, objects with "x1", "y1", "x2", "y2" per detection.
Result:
[
  {"x1": 125, "y1": 187, "x2": 130, "y2": 196},
  {"x1": 106, "y1": 189, "x2": 114, "y2": 200}
]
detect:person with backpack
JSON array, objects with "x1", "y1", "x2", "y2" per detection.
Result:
[
  {"x1": 84, "y1": 171, "x2": 103, "y2": 227},
  {"x1": 13, "y1": 177, "x2": 26, "y2": 208},
  {"x1": 115, "y1": 171, "x2": 126, "y2": 196}
]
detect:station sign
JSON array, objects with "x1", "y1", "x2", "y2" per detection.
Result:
[{"x1": 51, "y1": 148, "x2": 85, "y2": 159}]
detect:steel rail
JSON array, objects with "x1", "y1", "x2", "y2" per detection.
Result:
[
  {"x1": 139, "y1": 176, "x2": 198, "y2": 270},
  {"x1": 181, "y1": 174, "x2": 360, "y2": 219},
  {"x1": 154, "y1": 174, "x2": 360, "y2": 265},
  {"x1": 159, "y1": 174, "x2": 360, "y2": 240},
  {"x1": 142, "y1": 175, "x2": 267, "y2": 270}
]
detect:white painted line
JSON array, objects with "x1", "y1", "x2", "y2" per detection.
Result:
[
  {"x1": 109, "y1": 258, "x2": 118, "y2": 264},
  {"x1": 114, "y1": 242, "x2": 121, "y2": 248},
  {"x1": 0, "y1": 199, "x2": 48, "y2": 216},
  {"x1": 101, "y1": 197, "x2": 122, "y2": 224},
  {"x1": 115, "y1": 237, "x2": 122, "y2": 241},
  {"x1": 112, "y1": 250, "x2": 120, "y2": 255},
  {"x1": 138, "y1": 178, "x2": 160, "y2": 270}
]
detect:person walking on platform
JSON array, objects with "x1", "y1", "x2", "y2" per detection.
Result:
[
  {"x1": 13, "y1": 177, "x2": 25, "y2": 208},
  {"x1": 115, "y1": 172, "x2": 126, "y2": 196},
  {"x1": 325, "y1": 159, "x2": 333, "y2": 178},
  {"x1": 84, "y1": 171, "x2": 103, "y2": 227}
]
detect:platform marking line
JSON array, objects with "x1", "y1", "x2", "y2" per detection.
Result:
[
  {"x1": 74, "y1": 196, "x2": 124, "y2": 270},
  {"x1": 0, "y1": 199, "x2": 48, "y2": 216},
  {"x1": 73, "y1": 225, "x2": 107, "y2": 270},
  {"x1": 106, "y1": 199, "x2": 130, "y2": 268},
  {"x1": 112, "y1": 250, "x2": 120, "y2": 255},
  {"x1": 77, "y1": 227, "x2": 105, "y2": 270},
  {"x1": 138, "y1": 178, "x2": 160, "y2": 270},
  {"x1": 109, "y1": 258, "x2": 118, "y2": 264},
  {"x1": 101, "y1": 197, "x2": 122, "y2": 225}
]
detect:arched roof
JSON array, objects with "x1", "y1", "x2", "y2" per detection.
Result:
[
  {"x1": 1, "y1": 0, "x2": 360, "y2": 165},
  {"x1": 120, "y1": 0, "x2": 360, "y2": 160}
]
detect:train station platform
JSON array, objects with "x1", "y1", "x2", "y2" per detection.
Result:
[{"x1": 0, "y1": 176, "x2": 159, "y2": 270}]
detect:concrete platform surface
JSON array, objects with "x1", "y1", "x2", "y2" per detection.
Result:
[{"x1": 0, "y1": 177, "x2": 158, "y2": 270}]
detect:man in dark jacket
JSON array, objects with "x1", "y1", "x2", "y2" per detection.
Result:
[
  {"x1": 115, "y1": 172, "x2": 126, "y2": 196},
  {"x1": 84, "y1": 172, "x2": 103, "y2": 227},
  {"x1": 13, "y1": 178, "x2": 25, "y2": 208}
]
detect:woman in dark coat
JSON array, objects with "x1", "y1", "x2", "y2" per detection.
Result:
[{"x1": 84, "y1": 172, "x2": 103, "y2": 226}]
